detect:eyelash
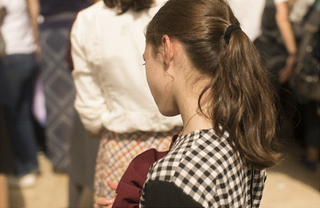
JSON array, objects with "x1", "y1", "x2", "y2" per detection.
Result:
[{"x1": 142, "y1": 63, "x2": 146, "y2": 66}]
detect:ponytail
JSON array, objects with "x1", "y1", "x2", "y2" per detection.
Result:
[
  {"x1": 103, "y1": 0, "x2": 154, "y2": 14},
  {"x1": 214, "y1": 24, "x2": 281, "y2": 169}
]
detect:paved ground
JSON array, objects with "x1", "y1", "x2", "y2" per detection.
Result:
[
  {"x1": 260, "y1": 139, "x2": 319, "y2": 208},
  {"x1": 8, "y1": 139, "x2": 319, "y2": 208}
]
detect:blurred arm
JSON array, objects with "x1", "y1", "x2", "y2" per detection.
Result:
[{"x1": 275, "y1": 1, "x2": 297, "y2": 84}]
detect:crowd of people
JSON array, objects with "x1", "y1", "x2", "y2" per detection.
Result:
[{"x1": 0, "y1": 0, "x2": 318, "y2": 207}]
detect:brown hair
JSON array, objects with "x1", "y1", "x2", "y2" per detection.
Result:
[
  {"x1": 146, "y1": 0, "x2": 281, "y2": 169},
  {"x1": 103, "y1": 0, "x2": 154, "y2": 14}
]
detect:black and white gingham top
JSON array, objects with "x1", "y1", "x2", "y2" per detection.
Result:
[{"x1": 139, "y1": 129, "x2": 266, "y2": 208}]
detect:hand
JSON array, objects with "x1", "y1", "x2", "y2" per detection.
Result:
[
  {"x1": 95, "y1": 181, "x2": 118, "y2": 208},
  {"x1": 278, "y1": 55, "x2": 297, "y2": 84},
  {"x1": 95, "y1": 198, "x2": 114, "y2": 208}
]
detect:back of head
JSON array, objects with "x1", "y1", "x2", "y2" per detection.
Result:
[
  {"x1": 103, "y1": 0, "x2": 155, "y2": 14},
  {"x1": 146, "y1": 0, "x2": 281, "y2": 169},
  {"x1": 146, "y1": 0, "x2": 243, "y2": 73}
]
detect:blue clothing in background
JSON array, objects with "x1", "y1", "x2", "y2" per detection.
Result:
[
  {"x1": 39, "y1": 0, "x2": 90, "y2": 16},
  {"x1": 0, "y1": 53, "x2": 39, "y2": 175}
]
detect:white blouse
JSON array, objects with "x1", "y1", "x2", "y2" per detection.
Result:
[
  {"x1": 228, "y1": 0, "x2": 266, "y2": 41},
  {"x1": 71, "y1": 1, "x2": 182, "y2": 134}
]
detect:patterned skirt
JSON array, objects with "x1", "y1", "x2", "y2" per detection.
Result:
[{"x1": 93, "y1": 127, "x2": 181, "y2": 205}]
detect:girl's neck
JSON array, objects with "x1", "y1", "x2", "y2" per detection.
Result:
[
  {"x1": 180, "y1": 108, "x2": 213, "y2": 137},
  {"x1": 176, "y1": 80, "x2": 214, "y2": 137}
]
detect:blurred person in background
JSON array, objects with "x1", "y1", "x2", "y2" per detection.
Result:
[
  {"x1": 0, "y1": 0, "x2": 40, "y2": 188},
  {"x1": 254, "y1": 0, "x2": 319, "y2": 170},
  {"x1": 275, "y1": 0, "x2": 298, "y2": 85},
  {"x1": 254, "y1": 0, "x2": 297, "y2": 87},
  {"x1": 289, "y1": 0, "x2": 320, "y2": 170},
  {"x1": 70, "y1": 0, "x2": 182, "y2": 206},
  {"x1": 38, "y1": 0, "x2": 92, "y2": 173},
  {"x1": 253, "y1": 0, "x2": 298, "y2": 148}
]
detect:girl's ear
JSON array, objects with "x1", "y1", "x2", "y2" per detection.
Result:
[{"x1": 161, "y1": 35, "x2": 173, "y2": 68}]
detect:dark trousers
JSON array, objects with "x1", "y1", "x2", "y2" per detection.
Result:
[{"x1": 0, "y1": 53, "x2": 39, "y2": 175}]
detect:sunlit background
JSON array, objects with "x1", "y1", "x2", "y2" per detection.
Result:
[{"x1": 1, "y1": 0, "x2": 319, "y2": 207}]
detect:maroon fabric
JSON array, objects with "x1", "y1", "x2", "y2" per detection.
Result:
[{"x1": 112, "y1": 135, "x2": 178, "y2": 208}]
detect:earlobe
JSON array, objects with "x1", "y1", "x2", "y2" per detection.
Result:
[{"x1": 161, "y1": 35, "x2": 173, "y2": 67}]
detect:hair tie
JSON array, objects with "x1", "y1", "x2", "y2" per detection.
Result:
[{"x1": 224, "y1": 24, "x2": 241, "y2": 41}]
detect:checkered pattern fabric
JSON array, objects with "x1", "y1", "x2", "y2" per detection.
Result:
[
  {"x1": 93, "y1": 127, "x2": 181, "y2": 208},
  {"x1": 140, "y1": 129, "x2": 266, "y2": 208}
]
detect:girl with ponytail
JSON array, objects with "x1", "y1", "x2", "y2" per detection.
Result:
[{"x1": 97, "y1": 0, "x2": 281, "y2": 207}]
